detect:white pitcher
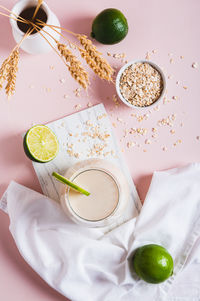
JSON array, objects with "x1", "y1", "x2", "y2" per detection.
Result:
[{"x1": 10, "y1": 0, "x2": 61, "y2": 54}]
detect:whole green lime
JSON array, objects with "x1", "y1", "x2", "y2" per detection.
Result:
[
  {"x1": 91, "y1": 8, "x2": 128, "y2": 44},
  {"x1": 131, "y1": 244, "x2": 174, "y2": 284}
]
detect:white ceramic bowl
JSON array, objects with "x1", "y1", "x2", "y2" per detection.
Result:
[{"x1": 116, "y1": 60, "x2": 166, "y2": 109}]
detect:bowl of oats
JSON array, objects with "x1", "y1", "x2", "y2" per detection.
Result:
[{"x1": 116, "y1": 60, "x2": 166, "y2": 109}]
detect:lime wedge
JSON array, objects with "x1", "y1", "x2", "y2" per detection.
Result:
[
  {"x1": 52, "y1": 172, "x2": 90, "y2": 196},
  {"x1": 24, "y1": 125, "x2": 59, "y2": 163}
]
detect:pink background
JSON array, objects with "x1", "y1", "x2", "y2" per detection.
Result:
[{"x1": 0, "y1": 0, "x2": 200, "y2": 300}]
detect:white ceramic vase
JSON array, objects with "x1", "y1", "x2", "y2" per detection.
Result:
[{"x1": 10, "y1": 0, "x2": 61, "y2": 54}]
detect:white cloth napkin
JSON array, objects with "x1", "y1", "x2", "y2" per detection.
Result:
[{"x1": 1, "y1": 163, "x2": 200, "y2": 301}]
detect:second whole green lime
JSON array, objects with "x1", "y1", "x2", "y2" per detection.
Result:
[
  {"x1": 91, "y1": 8, "x2": 128, "y2": 45},
  {"x1": 130, "y1": 244, "x2": 174, "y2": 284}
]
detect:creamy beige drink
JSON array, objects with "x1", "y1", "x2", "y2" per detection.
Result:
[
  {"x1": 60, "y1": 159, "x2": 130, "y2": 227},
  {"x1": 68, "y1": 169, "x2": 119, "y2": 221}
]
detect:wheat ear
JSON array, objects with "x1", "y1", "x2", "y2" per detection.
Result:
[
  {"x1": 0, "y1": 28, "x2": 33, "y2": 98},
  {"x1": 57, "y1": 43, "x2": 89, "y2": 89},
  {"x1": 5, "y1": 49, "x2": 19, "y2": 98},
  {"x1": 77, "y1": 35, "x2": 114, "y2": 81}
]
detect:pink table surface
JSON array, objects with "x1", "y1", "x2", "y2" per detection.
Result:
[{"x1": 0, "y1": 0, "x2": 200, "y2": 300}]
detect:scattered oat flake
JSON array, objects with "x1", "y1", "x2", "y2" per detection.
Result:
[
  {"x1": 112, "y1": 94, "x2": 120, "y2": 106},
  {"x1": 127, "y1": 141, "x2": 135, "y2": 148},
  {"x1": 67, "y1": 143, "x2": 73, "y2": 148},
  {"x1": 196, "y1": 136, "x2": 200, "y2": 140},
  {"x1": 63, "y1": 94, "x2": 68, "y2": 99},
  {"x1": 59, "y1": 78, "x2": 65, "y2": 84},
  {"x1": 143, "y1": 149, "x2": 147, "y2": 152},
  {"x1": 117, "y1": 117, "x2": 123, "y2": 122},
  {"x1": 154, "y1": 105, "x2": 160, "y2": 111},
  {"x1": 171, "y1": 114, "x2": 176, "y2": 121},
  {"x1": 75, "y1": 104, "x2": 82, "y2": 110},
  {"x1": 170, "y1": 58, "x2": 174, "y2": 64},
  {"x1": 74, "y1": 88, "x2": 81, "y2": 97},
  {"x1": 152, "y1": 49, "x2": 157, "y2": 54},
  {"x1": 192, "y1": 62, "x2": 198, "y2": 69},
  {"x1": 74, "y1": 153, "x2": 80, "y2": 158},
  {"x1": 135, "y1": 128, "x2": 148, "y2": 135},
  {"x1": 97, "y1": 113, "x2": 107, "y2": 120},
  {"x1": 183, "y1": 86, "x2": 188, "y2": 90},
  {"x1": 29, "y1": 84, "x2": 34, "y2": 89},
  {"x1": 67, "y1": 149, "x2": 74, "y2": 157},
  {"x1": 86, "y1": 120, "x2": 93, "y2": 126},
  {"x1": 112, "y1": 53, "x2": 126, "y2": 59},
  {"x1": 133, "y1": 113, "x2": 149, "y2": 122},
  {"x1": 170, "y1": 129, "x2": 175, "y2": 134},
  {"x1": 145, "y1": 52, "x2": 151, "y2": 60},
  {"x1": 162, "y1": 146, "x2": 167, "y2": 151},
  {"x1": 172, "y1": 96, "x2": 178, "y2": 100},
  {"x1": 168, "y1": 75, "x2": 173, "y2": 79},
  {"x1": 168, "y1": 53, "x2": 173, "y2": 57},
  {"x1": 112, "y1": 122, "x2": 117, "y2": 128},
  {"x1": 180, "y1": 56, "x2": 184, "y2": 59},
  {"x1": 87, "y1": 102, "x2": 92, "y2": 107},
  {"x1": 157, "y1": 114, "x2": 176, "y2": 127},
  {"x1": 49, "y1": 65, "x2": 54, "y2": 70},
  {"x1": 176, "y1": 81, "x2": 180, "y2": 85},
  {"x1": 174, "y1": 139, "x2": 182, "y2": 146},
  {"x1": 104, "y1": 151, "x2": 110, "y2": 157},
  {"x1": 145, "y1": 139, "x2": 151, "y2": 144}
]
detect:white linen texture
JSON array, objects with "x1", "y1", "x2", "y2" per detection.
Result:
[{"x1": 1, "y1": 163, "x2": 200, "y2": 301}]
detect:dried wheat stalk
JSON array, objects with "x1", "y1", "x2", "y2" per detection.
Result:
[
  {"x1": 5, "y1": 49, "x2": 19, "y2": 98},
  {"x1": 77, "y1": 34, "x2": 114, "y2": 81},
  {"x1": 0, "y1": 56, "x2": 10, "y2": 90},
  {"x1": 57, "y1": 42, "x2": 89, "y2": 89},
  {"x1": 79, "y1": 49, "x2": 104, "y2": 78},
  {"x1": 0, "y1": 6, "x2": 114, "y2": 95},
  {"x1": 0, "y1": 25, "x2": 33, "y2": 97},
  {"x1": 0, "y1": 49, "x2": 19, "y2": 98},
  {"x1": 36, "y1": 20, "x2": 114, "y2": 83}
]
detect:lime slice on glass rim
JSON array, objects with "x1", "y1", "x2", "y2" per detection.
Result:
[
  {"x1": 24, "y1": 125, "x2": 59, "y2": 163},
  {"x1": 52, "y1": 172, "x2": 90, "y2": 196}
]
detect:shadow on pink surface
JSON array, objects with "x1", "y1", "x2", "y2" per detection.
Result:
[
  {"x1": 135, "y1": 173, "x2": 153, "y2": 203},
  {"x1": 0, "y1": 16, "x2": 16, "y2": 51},
  {"x1": 0, "y1": 211, "x2": 70, "y2": 301},
  {"x1": 0, "y1": 133, "x2": 42, "y2": 199},
  {"x1": 61, "y1": 15, "x2": 93, "y2": 37}
]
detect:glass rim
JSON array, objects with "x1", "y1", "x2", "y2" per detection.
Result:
[{"x1": 65, "y1": 167, "x2": 120, "y2": 223}]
